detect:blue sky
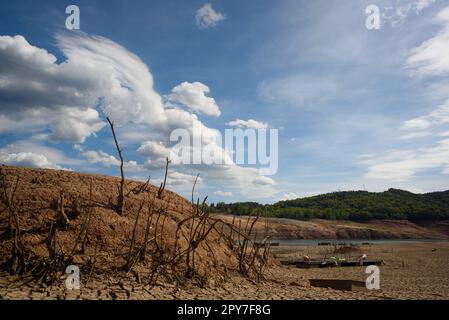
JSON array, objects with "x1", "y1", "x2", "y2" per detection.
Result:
[{"x1": 1, "y1": 0, "x2": 449, "y2": 203}]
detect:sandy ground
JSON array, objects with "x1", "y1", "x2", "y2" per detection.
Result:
[{"x1": 1, "y1": 241, "x2": 448, "y2": 300}]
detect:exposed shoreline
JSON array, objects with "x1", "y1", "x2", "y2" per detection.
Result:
[
  {"x1": 214, "y1": 215, "x2": 449, "y2": 241},
  {"x1": 1, "y1": 241, "x2": 448, "y2": 300}
]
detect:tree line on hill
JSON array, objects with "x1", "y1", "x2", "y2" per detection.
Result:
[{"x1": 209, "y1": 189, "x2": 449, "y2": 221}]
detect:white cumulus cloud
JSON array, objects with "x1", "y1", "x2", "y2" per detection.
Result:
[
  {"x1": 82, "y1": 150, "x2": 120, "y2": 167},
  {"x1": 0, "y1": 152, "x2": 67, "y2": 170},
  {"x1": 82, "y1": 150, "x2": 144, "y2": 172},
  {"x1": 138, "y1": 141, "x2": 171, "y2": 157},
  {"x1": 166, "y1": 171, "x2": 203, "y2": 186},
  {"x1": 167, "y1": 82, "x2": 221, "y2": 117},
  {"x1": 195, "y1": 3, "x2": 225, "y2": 29}
]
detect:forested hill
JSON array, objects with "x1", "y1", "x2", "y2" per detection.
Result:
[{"x1": 210, "y1": 189, "x2": 449, "y2": 221}]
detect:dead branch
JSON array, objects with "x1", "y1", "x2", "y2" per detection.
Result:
[
  {"x1": 126, "y1": 199, "x2": 145, "y2": 271},
  {"x1": 127, "y1": 176, "x2": 151, "y2": 196},
  {"x1": 0, "y1": 168, "x2": 20, "y2": 234},
  {"x1": 0, "y1": 169, "x2": 27, "y2": 274},
  {"x1": 157, "y1": 157, "x2": 171, "y2": 199},
  {"x1": 106, "y1": 117, "x2": 125, "y2": 215},
  {"x1": 191, "y1": 174, "x2": 200, "y2": 211},
  {"x1": 70, "y1": 178, "x2": 93, "y2": 255},
  {"x1": 56, "y1": 190, "x2": 69, "y2": 228},
  {"x1": 139, "y1": 193, "x2": 156, "y2": 262},
  {"x1": 148, "y1": 200, "x2": 171, "y2": 286}
]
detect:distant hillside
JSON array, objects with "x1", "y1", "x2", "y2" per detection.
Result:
[{"x1": 211, "y1": 189, "x2": 449, "y2": 221}]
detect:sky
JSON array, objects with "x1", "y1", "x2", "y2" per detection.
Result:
[{"x1": 1, "y1": 0, "x2": 449, "y2": 203}]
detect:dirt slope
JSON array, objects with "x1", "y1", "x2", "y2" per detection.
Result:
[
  {"x1": 417, "y1": 220, "x2": 449, "y2": 237},
  {"x1": 0, "y1": 165, "x2": 240, "y2": 285},
  {"x1": 214, "y1": 215, "x2": 449, "y2": 240}
]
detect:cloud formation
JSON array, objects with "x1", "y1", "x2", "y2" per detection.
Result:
[
  {"x1": 226, "y1": 119, "x2": 268, "y2": 129},
  {"x1": 382, "y1": 0, "x2": 437, "y2": 27},
  {"x1": 0, "y1": 33, "x2": 277, "y2": 199},
  {"x1": 0, "y1": 152, "x2": 65, "y2": 170},
  {"x1": 195, "y1": 3, "x2": 225, "y2": 29},
  {"x1": 167, "y1": 82, "x2": 221, "y2": 117},
  {"x1": 0, "y1": 140, "x2": 76, "y2": 170},
  {"x1": 138, "y1": 141, "x2": 171, "y2": 158},
  {"x1": 406, "y1": 6, "x2": 449, "y2": 77},
  {"x1": 401, "y1": 100, "x2": 449, "y2": 130},
  {"x1": 214, "y1": 190, "x2": 233, "y2": 197},
  {"x1": 280, "y1": 192, "x2": 301, "y2": 201},
  {"x1": 365, "y1": 6, "x2": 449, "y2": 182},
  {"x1": 0, "y1": 33, "x2": 169, "y2": 143},
  {"x1": 166, "y1": 171, "x2": 203, "y2": 186},
  {"x1": 82, "y1": 150, "x2": 121, "y2": 167},
  {"x1": 363, "y1": 138, "x2": 449, "y2": 181},
  {"x1": 0, "y1": 35, "x2": 105, "y2": 143}
]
